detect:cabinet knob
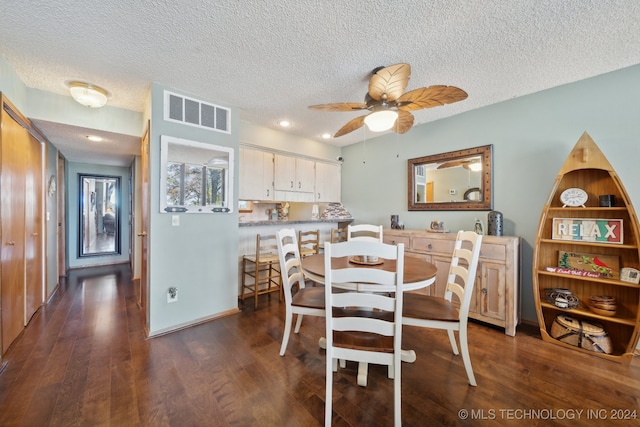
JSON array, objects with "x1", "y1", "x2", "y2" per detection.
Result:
[
  {"x1": 428, "y1": 243, "x2": 433, "y2": 250},
  {"x1": 6, "y1": 241, "x2": 16, "y2": 246},
  {"x1": 31, "y1": 232, "x2": 38, "y2": 237},
  {"x1": 138, "y1": 231, "x2": 148, "y2": 237},
  {"x1": 481, "y1": 288, "x2": 487, "y2": 295}
]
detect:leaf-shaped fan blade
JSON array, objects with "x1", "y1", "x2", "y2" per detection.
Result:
[
  {"x1": 368, "y1": 63, "x2": 411, "y2": 102},
  {"x1": 394, "y1": 110, "x2": 414, "y2": 134},
  {"x1": 334, "y1": 115, "x2": 367, "y2": 137},
  {"x1": 308, "y1": 102, "x2": 368, "y2": 111},
  {"x1": 437, "y1": 160, "x2": 467, "y2": 169},
  {"x1": 397, "y1": 85, "x2": 468, "y2": 111}
]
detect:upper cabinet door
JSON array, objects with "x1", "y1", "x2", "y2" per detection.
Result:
[
  {"x1": 240, "y1": 147, "x2": 274, "y2": 200},
  {"x1": 295, "y1": 158, "x2": 315, "y2": 193},
  {"x1": 274, "y1": 154, "x2": 297, "y2": 191},
  {"x1": 315, "y1": 162, "x2": 341, "y2": 202}
]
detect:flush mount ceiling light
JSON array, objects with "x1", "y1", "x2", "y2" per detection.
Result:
[
  {"x1": 86, "y1": 135, "x2": 103, "y2": 142},
  {"x1": 363, "y1": 109, "x2": 398, "y2": 132},
  {"x1": 68, "y1": 81, "x2": 109, "y2": 108},
  {"x1": 279, "y1": 120, "x2": 290, "y2": 127}
]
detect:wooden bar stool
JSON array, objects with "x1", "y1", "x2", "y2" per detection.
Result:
[
  {"x1": 241, "y1": 234, "x2": 282, "y2": 308},
  {"x1": 330, "y1": 227, "x2": 347, "y2": 243},
  {"x1": 298, "y1": 229, "x2": 320, "y2": 258}
]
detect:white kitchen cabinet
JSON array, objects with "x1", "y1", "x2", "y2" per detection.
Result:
[
  {"x1": 315, "y1": 162, "x2": 341, "y2": 202},
  {"x1": 274, "y1": 154, "x2": 314, "y2": 193},
  {"x1": 239, "y1": 147, "x2": 274, "y2": 201}
]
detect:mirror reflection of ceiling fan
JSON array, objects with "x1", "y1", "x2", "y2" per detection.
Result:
[
  {"x1": 438, "y1": 157, "x2": 482, "y2": 171},
  {"x1": 308, "y1": 63, "x2": 468, "y2": 137}
]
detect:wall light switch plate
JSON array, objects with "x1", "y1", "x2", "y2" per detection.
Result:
[{"x1": 172, "y1": 215, "x2": 180, "y2": 226}]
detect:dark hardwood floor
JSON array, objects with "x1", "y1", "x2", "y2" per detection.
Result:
[{"x1": 1, "y1": 264, "x2": 639, "y2": 426}]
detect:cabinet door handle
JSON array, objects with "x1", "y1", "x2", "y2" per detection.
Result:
[
  {"x1": 428, "y1": 243, "x2": 433, "y2": 250},
  {"x1": 6, "y1": 241, "x2": 16, "y2": 246},
  {"x1": 138, "y1": 231, "x2": 148, "y2": 237},
  {"x1": 31, "y1": 232, "x2": 38, "y2": 237},
  {"x1": 266, "y1": 189, "x2": 270, "y2": 197},
  {"x1": 290, "y1": 181, "x2": 294, "y2": 188},
  {"x1": 298, "y1": 181, "x2": 301, "y2": 189},
  {"x1": 481, "y1": 288, "x2": 487, "y2": 295},
  {"x1": 317, "y1": 192, "x2": 321, "y2": 199}
]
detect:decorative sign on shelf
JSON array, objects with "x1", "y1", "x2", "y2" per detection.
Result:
[
  {"x1": 552, "y1": 218, "x2": 623, "y2": 244},
  {"x1": 557, "y1": 250, "x2": 619, "y2": 279},
  {"x1": 620, "y1": 267, "x2": 640, "y2": 284},
  {"x1": 545, "y1": 266, "x2": 601, "y2": 278}
]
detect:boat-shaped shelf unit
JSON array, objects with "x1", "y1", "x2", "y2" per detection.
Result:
[{"x1": 532, "y1": 132, "x2": 640, "y2": 363}]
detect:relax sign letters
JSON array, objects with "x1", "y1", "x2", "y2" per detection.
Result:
[{"x1": 552, "y1": 218, "x2": 623, "y2": 244}]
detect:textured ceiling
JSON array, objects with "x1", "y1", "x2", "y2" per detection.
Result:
[{"x1": 2, "y1": 0, "x2": 640, "y2": 166}]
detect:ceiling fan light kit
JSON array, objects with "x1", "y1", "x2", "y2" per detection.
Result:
[
  {"x1": 308, "y1": 63, "x2": 468, "y2": 137},
  {"x1": 68, "y1": 81, "x2": 109, "y2": 108},
  {"x1": 363, "y1": 109, "x2": 398, "y2": 132}
]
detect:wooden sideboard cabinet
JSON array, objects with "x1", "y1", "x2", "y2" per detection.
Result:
[{"x1": 384, "y1": 229, "x2": 520, "y2": 336}]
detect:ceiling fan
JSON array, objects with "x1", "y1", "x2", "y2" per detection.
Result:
[
  {"x1": 438, "y1": 157, "x2": 482, "y2": 171},
  {"x1": 308, "y1": 63, "x2": 468, "y2": 137}
]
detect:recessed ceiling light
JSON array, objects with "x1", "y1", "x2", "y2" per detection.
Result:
[
  {"x1": 322, "y1": 133, "x2": 331, "y2": 139},
  {"x1": 86, "y1": 135, "x2": 103, "y2": 142},
  {"x1": 279, "y1": 120, "x2": 290, "y2": 127}
]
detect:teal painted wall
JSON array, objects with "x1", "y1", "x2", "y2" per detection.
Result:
[
  {"x1": 340, "y1": 64, "x2": 640, "y2": 323},
  {"x1": 0, "y1": 55, "x2": 28, "y2": 110},
  {"x1": 147, "y1": 83, "x2": 240, "y2": 335}
]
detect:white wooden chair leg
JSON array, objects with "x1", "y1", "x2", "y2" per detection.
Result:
[
  {"x1": 387, "y1": 363, "x2": 394, "y2": 379},
  {"x1": 279, "y1": 309, "x2": 293, "y2": 356},
  {"x1": 326, "y1": 358, "x2": 333, "y2": 427},
  {"x1": 293, "y1": 313, "x2": 304, "y2": 333},
  {"x1": 339, "y1": 359, "x2": 346, "y2": 368},
  {"x1": 357, "y1": 362, "x2": 368, "y2": 387},
  {"x1": 332, "y1": 358, "x2": 338, "y2": 372},
  {"x1": 394, "y1": 367, "x2": 402, "y2": 427},
  {"x1": 447, "y1": 329, "x2": 460, "y2": 355},
  {"x1": 459, "y1": 327, "x2": 477, "y2": 386}
]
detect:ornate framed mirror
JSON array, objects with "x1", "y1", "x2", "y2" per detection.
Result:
[{"x1": 408, "y1": 145, "x2": 493, "y2": 211}]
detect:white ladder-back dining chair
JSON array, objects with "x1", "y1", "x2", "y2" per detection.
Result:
[
  {"x1": 402, "y1": 230, "x2": 482, "y2": 386},
  {"x1": 276, "y1": 228, "x2": 325, "y2": 356},
  {"x1": 324, "y1": 240, "x2": 405, "y2": 427},
  {"x1": 347, "y1": 224, "x2": 383, "y2": 242}
]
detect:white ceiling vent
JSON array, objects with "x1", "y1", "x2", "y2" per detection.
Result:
[{"x1": 163, "y1": 90, "x2": 230, "y2": 134}]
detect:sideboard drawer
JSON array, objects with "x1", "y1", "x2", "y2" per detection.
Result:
[
  {"x1": 383, "y1": 235, "x2": 411, "y2": 246},
  {"x1": 412, "y1": 237, "x2": 455, "y2": 254},
  {"x1": 479, "y1": 242, "x2": 506, "y2": 261}
]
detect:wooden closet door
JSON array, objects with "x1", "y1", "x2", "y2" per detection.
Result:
[
  {"x1": 25, "y1": 132, "x2": 44, "y2": 322},
  {"x1": 1, "y1": 108, "x2": 26, "y2": 354}
]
